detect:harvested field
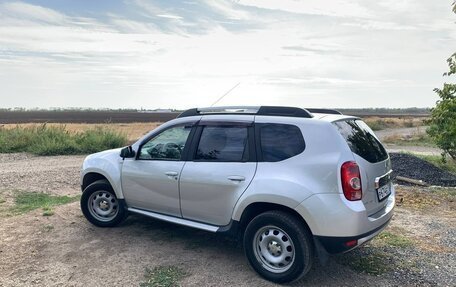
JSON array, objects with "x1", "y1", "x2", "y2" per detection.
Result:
[
  {"x1": 0, "y1": 153, "x2": 454, "y2": 286},
  {"x1": 0, "y1": 111, "x2": 178, "y2": 124},
  {"x1": 0, "y1": 110, "x2": 429, "y2": 125}
]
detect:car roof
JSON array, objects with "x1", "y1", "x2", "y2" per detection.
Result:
[
  {"x1": 177, "y1": 106, "x2": 356, "y2": 123},
  {"x1": 311, "y1": 113, "x2": 358, "y2": 122}
]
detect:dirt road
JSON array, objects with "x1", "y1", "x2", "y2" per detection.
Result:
[
  {"x1": 375, "y1": 126, "x2": 442, "y2": 156},
  {"x1": 0, "y1": 154, "x2": 454, "y2": 286}
]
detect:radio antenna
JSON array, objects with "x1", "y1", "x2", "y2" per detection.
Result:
[{"x1": 210, "y1": 82, "x2": 240, "y2": 107}]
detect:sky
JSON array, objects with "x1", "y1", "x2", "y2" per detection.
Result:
[{"x1": 0, "y1": 0, "x2": 455, "y2": 109}]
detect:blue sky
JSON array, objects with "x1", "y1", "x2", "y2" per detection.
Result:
[{"x1": 0, "y1": 0, "x2": 455, "y2": 109}]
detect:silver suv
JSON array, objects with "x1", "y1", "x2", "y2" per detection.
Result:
[{"x1": 80, "y1": 106, "x2": 394, "y2": 283}]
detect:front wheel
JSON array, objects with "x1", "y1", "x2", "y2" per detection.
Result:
[
  {"x1": 81, "y1": 180, "x2": 127, "y2": 227},
  {"x1": 243, "y1": 210, "x2": 314, "y2": 283}
]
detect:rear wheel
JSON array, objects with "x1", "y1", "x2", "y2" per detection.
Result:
[
  {"x1": 81, "y1": 180, "x2": 127, "y2": 227},
  {"x1": 243, "y1": 210, "x2": 313, "y2": 283}
]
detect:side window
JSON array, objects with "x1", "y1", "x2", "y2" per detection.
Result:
[
  {"x1": 195, "y1": 126, "x2": 249, "y2": 162},
  {"x1": 260, "y1": 124, "x2": 305, "y2": 162},
  {"x1": 138, "y1": 125, "x2": 191, "y2": 160}
]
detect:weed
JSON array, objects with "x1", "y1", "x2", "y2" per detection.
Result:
[
  {"x1": 9, "y1": 191, "x2": 80, "y2": 215},
  {"x1": 42, "y1": 206, "x2": 55, "y2": 216},
  {"x1": 42, "y1": 224, "x2": 54, "y2": 232},
  {"x1": 336, "y1": 251, "x2": 392, "y2": 275},
  {"x1": 376, "y1": 231, "x2": 413, "y2": 248},
  {"x1": 140, "y1": 266, "x2": 187, "y2": 287}
]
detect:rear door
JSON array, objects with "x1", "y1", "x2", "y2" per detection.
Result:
[
  {"x1": 179, "y1": 116, "x2": 257, "y2": 226},
  {"x1": 333, "y1": 119, "x2": 392, "y2": 216}
]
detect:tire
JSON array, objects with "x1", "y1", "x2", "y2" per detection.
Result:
[
  {"x1": 243, "y1": 210, "x2": 314, "y2": 283},
  {"x1": 80, "y1": 180, "x2": 127, "y2": 227}
]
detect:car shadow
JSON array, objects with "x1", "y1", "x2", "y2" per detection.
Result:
[{"x1": 108, "y1": 213, "x2": 377, "y2": 286}]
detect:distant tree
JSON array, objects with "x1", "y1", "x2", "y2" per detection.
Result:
[{"x1": 427, "y1": 3, "x2": 456, "y2": 160}]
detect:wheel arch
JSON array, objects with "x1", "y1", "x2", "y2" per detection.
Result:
[
  {"x1": 82, "y1": 172, "x2": 109, "y2": 190},
  {"x1": 238, "y1": 202, "x2": 313, "y2": 237},
  {"x1": 81, "y1": 170, "x2": 124, "y2": 199}
]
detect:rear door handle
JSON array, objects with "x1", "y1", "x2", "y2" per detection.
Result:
[
  {"x1": 165, "y1": 171, "x2": 178, "y2": 177},
  {"x1": 228, "y1": 176, "x2": 245, "y2": 182}
]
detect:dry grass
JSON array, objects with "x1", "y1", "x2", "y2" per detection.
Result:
[
  {"x1": 2, "y1": 122, "x2": 161, "y2": 142},
  {"x1": 395, "y1": 186, "x2": 455, "y2": 212},
  {"x1": 382, "y1": 128, "x2": 435, "y2": 147},
  {"x1": 364, "y1": 117, "x2": 426, "y2": 131}
]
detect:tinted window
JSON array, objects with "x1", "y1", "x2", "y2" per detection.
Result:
[
  {"x1": 196, "y1": 126, "x2": 249, "y2": 161},
  {"x1": 260, "y1": 124, "x2": 305, "y2": 162},
  {"x1": 333, "y1": 120, "x2": 388, "y2": 163},
  {"x1": 139, "y1": 125, "x2": 191, "y2": 160}
]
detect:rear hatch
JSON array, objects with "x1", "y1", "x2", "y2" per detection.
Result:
[{"x1": 333, "y1": 119, "x2": 392, "y2": 216}]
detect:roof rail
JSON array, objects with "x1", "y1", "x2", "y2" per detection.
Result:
[
  {"x1": 177, "y1": 106, "x2": 313, "y2": 118},
  {"x1": 305, "y1": 108, "x2": 343, "y2": 115}
]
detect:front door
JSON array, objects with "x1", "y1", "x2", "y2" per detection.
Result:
[
  {"x1": 121, "y1": 124, "x2": 193, "y2": 217},
  {"x1": 179, "y1": 120, "x2": 257, "y2": 226}
]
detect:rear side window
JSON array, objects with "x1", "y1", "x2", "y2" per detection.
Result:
[
  {"x1": 259, "y1": 124, "x2": 305, "y2": 162},
  {"x1": 195, "y1": 126, "x2": 249, "y2": 162},
  {"x1": 333, "y1": 120, "x2": 388, "y2": 163}
]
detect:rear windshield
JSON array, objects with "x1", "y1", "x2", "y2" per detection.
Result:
[{"x1": 333, "y1": 119, "x2": 388, "y2": 163}]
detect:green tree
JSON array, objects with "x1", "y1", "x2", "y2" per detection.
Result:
[{"x1": 427, "y1": 3, "x2": 456, "y2": 159}]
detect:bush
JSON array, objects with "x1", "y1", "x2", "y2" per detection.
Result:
[
  {"x1": 0, "y1": 124, "x2": 127, "y2": 156},
  {"x1": 427, "y1": 53, "x2": 456, "y2": 160}
]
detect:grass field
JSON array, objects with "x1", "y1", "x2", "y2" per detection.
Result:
[
  {"x1": 2, "y1": 122, "x2": 160, "y2": 142},
  {"x1": 0, "y1": 116, "x2": 436, "y2": 157},
  {"x1": 0, "y1": 124, "x2": 130, "y2": 155}
]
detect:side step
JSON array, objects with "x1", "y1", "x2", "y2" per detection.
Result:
[{"x1": 128, "y1": 207, "x2": 220, "y2": 232}]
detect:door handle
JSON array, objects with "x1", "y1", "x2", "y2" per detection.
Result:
[
  {"x1": 165, "y1": 171, "x2": 178, "y2": 177},
  {"x1": 228, "y1": 176, "x2": 245, "y2": 182}
]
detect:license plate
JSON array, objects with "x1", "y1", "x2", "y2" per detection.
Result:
[{"x1": 377, "y1": 183, "x2": 391, "y2": 202}]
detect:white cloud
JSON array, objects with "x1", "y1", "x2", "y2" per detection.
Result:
[
  {"x1": 202, "y1": 0, "x2": 250, "y2": 20},
  {"x1": 1, "y1": 1, "x2": 66, "y2": 24},
  {"x1": 239, "y1": 0, "x2": 372, "y2": 18},
  {"x1": 156, "y1": 14, "x2": 183, "y2": 19},
  {"x1": 0, "y1": 0, "x2": 453, "y2": 109}
]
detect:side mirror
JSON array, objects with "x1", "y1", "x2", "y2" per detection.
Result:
[{"x1": 120, "y1": 146, "x2": 136, "y2": 159}]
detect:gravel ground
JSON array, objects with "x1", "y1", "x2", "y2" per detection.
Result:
[
  {"x1": 0, "y1": 153, "x2": 455, "y2": 287},
  {"x1": 0, "y1": 153, "x2": 84, "y2": 195},
  {"x1": 390, "y1": 153, "x2": 456, "y2": 187}
]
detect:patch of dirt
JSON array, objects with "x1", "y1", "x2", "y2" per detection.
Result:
[
  {"x1": 375, "y1": 126, "x2": 427, "y2": 142},
  {"x1": 0, "y1": 153, "x2": 83, "y2": 195},
  {"x1": 0, "y1": 153, "x2": 455, "y2": 286},
  {"x1": 385, "y1": 145, "x2": 442, "y2": 156}
]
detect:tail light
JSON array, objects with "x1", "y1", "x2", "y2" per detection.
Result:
[{"x1": 341, "y1": 161, "x2": 362, "y2": 201}]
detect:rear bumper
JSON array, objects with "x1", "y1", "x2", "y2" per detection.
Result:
[
  {"x1": 295, "y1": 188, "x2": 395, "y2": 254},
  {"x1": 314, "y1": 217, "x2": 391, "y2": 253}
]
